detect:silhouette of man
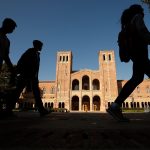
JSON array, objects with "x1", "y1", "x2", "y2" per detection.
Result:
[
  {"x1": 7, "y1": 40, "x2": 50, "y2": 117},
  {"x1": 0, "y1": 18, "x2": 17, "y2": 83},
  {"x1": 107, "y1": 4, "x2": 150, "y2": 122}
]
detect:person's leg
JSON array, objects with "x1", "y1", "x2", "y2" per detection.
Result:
[
  {"x1": 107, "y1": 62, "x2": 144, "y2": 121},
  {"x1": 6, "y1": 76, "x2": 26, "y2": 112},
  {"x1": 115, "y1": 62, "x2": 144, "y2": 106},
  {"x1": 31, "y1": 79, "x2": 44, "y2": 110},
  {"x1": 31, "y1": 79, "x2": 49, "y2": 116}
]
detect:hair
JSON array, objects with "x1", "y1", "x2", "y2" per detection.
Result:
[
  {"x1": 2, "y1": 18, "x2": 17, "y2": 27},
  {"x1": 33, "y1": 40, "x2": 43, "y2": 47},
  {"x1": 121, "y1": 4, "x2": 144, "y2": 29}
]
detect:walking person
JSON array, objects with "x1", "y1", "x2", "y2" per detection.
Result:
[
  {"x1": 0, "y1": 18, "x2": 17, "y2": 84},
  {"x1": 6, "y1": 40, "x2": 50, "y2": 117},
  {"x1": 107, "y1": 4, "x2": 150, "y2": 122}
]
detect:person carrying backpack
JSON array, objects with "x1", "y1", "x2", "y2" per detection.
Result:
[{"x1": 107, "y1": 4, "x2": 150, "y2": 122}]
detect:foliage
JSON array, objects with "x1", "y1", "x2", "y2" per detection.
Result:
[
  {"x1": 0, "y1": 63, "x2": 11, "y2": 89},
  {"x1": 122, "y1": 108, "x2": 144, "y2": 112},
  {"x1": 141, "y1": 0, "x2": 150, "y2": 10},
  {"x1": 141, "y1": 0, "x2": 150, "y2": 3}
]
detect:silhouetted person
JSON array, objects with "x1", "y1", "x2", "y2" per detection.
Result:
[
  {"x1": 0, "y1": 18, "x2": 17, "y2": 84},
  {"x1": 107, "y1": 4, "x2": 150, "y2": 122},
  {"x1": 6, "y1": 40, "x2": 50, "y2": 117}
]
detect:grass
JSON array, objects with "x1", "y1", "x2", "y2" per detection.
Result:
[{"x1": 122, "y1": 108, "x2": 145, "y2": 113}]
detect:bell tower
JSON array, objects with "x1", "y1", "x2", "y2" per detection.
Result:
[
  {"x1": 99, "y1": 50, "x2": 118, "y2": 109},
  {"x1": 55, "y1": 51, "x2": 72, "y2": 110}
]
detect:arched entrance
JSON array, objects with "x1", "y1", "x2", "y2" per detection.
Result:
[
  {"x1": 72, "y1": 96, "x2": 79, "y2": 111},
  {"x1": 82, "y1": 95, "x2": 90, "y2": 111},
  {"x1": 93, "y1": 96, "x2": 100, "y2": 111}
]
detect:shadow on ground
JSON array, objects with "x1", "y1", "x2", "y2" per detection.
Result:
[{"x1": 0, "y1": 112, "x2": 150, "y2": 150}]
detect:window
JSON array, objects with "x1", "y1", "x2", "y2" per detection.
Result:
[
  {"x1": 92, "y1": 79, "x2": 100, "y2": 90},
  {"x1": 60, "y1": 56, "x2": 62, "y2": 61},
  {"x1": 66, "y1": 56, "x2": 68, "y2": 61},
  {"x1": 42, "y1": 87, "x2": 46, "y2": 94},
  {"x1": 50, "y1": 87, "x2": 55, "y2": 94},
  {"x1": 82, "y1": 75, "x2": 90, "y2": 90},
  {"x1": 109, "y1": 54, "x2": 111, "y2": 61},
  {"x1": 146, "y1": 86, "x2": 150, "y2": 93},
  {"x1": 103, "y1": 54, "x2": 105, "y2": 61},
  {"x1": 63, "y1": 56, "x2": 65, "y2": 61},
  {"x1": 72, "y1": 79, "x2": 79, "y2": 90}
]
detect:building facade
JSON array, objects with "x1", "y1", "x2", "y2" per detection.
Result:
[{"x1": 19, "y1": 50, "x2": 150, "y2": 112}]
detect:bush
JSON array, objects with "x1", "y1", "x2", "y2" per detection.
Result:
[
  {"x1": 122, "y1": 108, "x2": 144, "y2": 113},
  {"x1": 52, "y1": 108, "x2": 68, "y2": 112}
]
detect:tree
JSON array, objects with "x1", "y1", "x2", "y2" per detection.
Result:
[
  {"x1": 0, "y1": 63, "x2": 16, "y2": 89},
  {"x1": 141, "y1": 0, "x2": 150, "y2": 10},
  {"x1": 0, "y1": 63, "x2": 11, "y2": 89}
]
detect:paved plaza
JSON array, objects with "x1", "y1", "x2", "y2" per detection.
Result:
[{"x1": 0, "y1": 111, "x2": 150, "y2": 150}]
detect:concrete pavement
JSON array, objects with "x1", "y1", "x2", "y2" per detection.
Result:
[{"x1": 0, "y1": 111, "x2": 150, "y2": 150}]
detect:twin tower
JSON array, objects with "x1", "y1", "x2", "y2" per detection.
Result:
[{"x1": 55, "y1": 50, "x2": 118, "y2": 112}]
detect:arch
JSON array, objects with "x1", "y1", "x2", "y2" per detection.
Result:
[
  {"x1": 137, "y1": 102, "x2": 140, "y2": 108},
  {"x1": 72, "y1": 79, "x2": 79, "y2": 90},
  {"x1": 126, "y1": 102, "x2": 129, "y2": 108},
  {"x1": 51, "y1": 102, "x2": 54, "y2": 108},
  {"x1": 122, "y1": 102, "x2": 125, "y2": 108},
  {"x1": 48, "y1": 102, "x2": 51, "y2": 108},
  {"x1": 62, "y1": 102, "x2": 65, "y2": 108},
  {"x1": 45, "y1": 102, "x2": 48, "y2": 108},
  {"x1": 58, "y1": 102, "x2": 65, "y2": 108},
  {"x1": 92, "y1": 79, "x2": 100, "y2": 90},
  {"x1": 58, "y1": 102, "x2": 61, "y2": 108},
  {"x1": 82, "y1": 75, "x2": 90, "y2": 90},
  {"x1": 130, "y1": 102, "x2": 133, "y2": 108},
  {"x1": 141, "y1": 102, "x2": 144, "y2": 108},
  {"x1": 82, "y1": 95, "x2": 90, "y2": 111},
  {"x1": 72, "y1": 96, "x2": 79, "y2": 110},
  {"x1": 93, "y1": 95, "x2": 100, "y2": 111},
  {"x1": 134, "y1": 102, "x2": 136, "y2": 108}
]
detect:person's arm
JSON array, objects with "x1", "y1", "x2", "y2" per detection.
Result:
[
  {"x1": 134, "y1": 14, "x2": 150, "y2": 44},
  {"x1": 3, "y1": 54, "x2": 14, "y2": 72},
  {"x1": 0, "y1": 38, "x2": 14, "y2": 73}
]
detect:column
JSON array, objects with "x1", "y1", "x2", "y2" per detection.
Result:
[
  {"x1": 79, "y1": 97, "x2": 81, "y2": 111},
  {"x1": 90, "y1": 97, "x2": 92, "y2": 111}
]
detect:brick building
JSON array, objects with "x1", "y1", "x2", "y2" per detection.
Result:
[{"x1": 19, "y1": 50, "x2": 150, "y2": 112}]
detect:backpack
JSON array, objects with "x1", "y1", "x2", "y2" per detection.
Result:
[{"x1": 118, "y1": 28, "x2": 133, "y2": 63}]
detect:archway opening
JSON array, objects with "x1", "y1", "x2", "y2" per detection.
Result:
[
  {"x1": 72, "y1": 96, "x2": 79, "y2": 111},
  {"x1": 93, "y1": 96, "x2": 100, "y2": 111},
  {"x1": 82, "y1": 95, "x2": 90, "y2": 111}
]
